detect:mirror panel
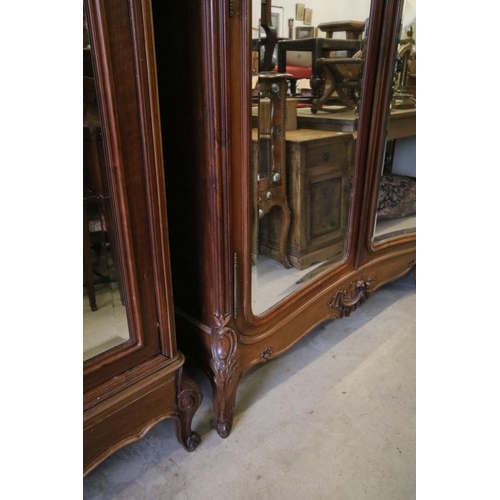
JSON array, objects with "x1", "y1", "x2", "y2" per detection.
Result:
[
  {"x1": 372, "y1": 0, "x2": 416, "y2": 242},
  {"x1": 251, "y1": 0, "x2": 372, "y2": 315},
  {"x1": 83, "y1": 10, "x2": 130, "y2": 361}
]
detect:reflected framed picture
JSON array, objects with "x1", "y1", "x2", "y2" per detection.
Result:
[
  {"x1": 296, "y1": 26, "x2": 314, "y2": 39},
  {"x1": 260, "y1": 6, "x2": 285, "y2": 37},
  {"x1": 272, "y1": 6, "x2": 284, "y2": 37},
  {"x1": 304, "y1": 8, "x2": 313, "y2": 25},
  {"x1": 295, "y1": 4, "x2": 305, "y2": 21}
]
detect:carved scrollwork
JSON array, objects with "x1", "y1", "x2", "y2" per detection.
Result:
[
  {"x1": 260, "y1": 347, "x2": 274, "y2": 360},
  {"x1": 328, "y1": 275, "x2": 376, "y2": 318},
  {"x1": 176, "y1": 384, "x2": 202, "y2": 451},
  {"x1": 174, "y1": 371, "x2": 202, "y2": 452},
  {"x1": 178, "y1": 387, "x2": 199, "y2": 412},
  {"x1": 211, "y1": 313, "x2": 238, "y2": 378},
  {"x1": 211, "y1": 313, "x2": 240, "y2": 437}
]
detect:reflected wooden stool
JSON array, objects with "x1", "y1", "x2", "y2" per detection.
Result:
[{"x1": 312, "y1": 57, "x2": 362, "y2": 113}]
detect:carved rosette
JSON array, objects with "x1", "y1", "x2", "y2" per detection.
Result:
[
  {"x1": 210, "y1": 313, "x2": 240, "y2": 437},
  {"x1": 328, "y1": 275, "x2": 376, "y2": 318},
  {"x1": 260, "y1": 347, "x2": 274, "y2": 360}
]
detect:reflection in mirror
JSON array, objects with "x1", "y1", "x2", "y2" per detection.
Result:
[
  {"x1": 373, "y1": 0, "x2": 416, "y2": 242},
  {"x1": 251, "y1": 0, "x2": 371, "y2": 315},
  {"x1": 83, "y1": 9, "x2": 130, "y2": 361}
]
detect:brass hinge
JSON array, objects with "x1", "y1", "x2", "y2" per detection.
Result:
[
  {"x1": 233, "y1": 252, "x2": 238, "y2": 319},
  {"x1": 229, "y1": 0, "x2": 235, "y2": 17}
]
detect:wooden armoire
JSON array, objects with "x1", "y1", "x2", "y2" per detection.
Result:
[
  {"x1": 83, "y1": 0, "x2": 202, "y2": 475},
  {"x1": 152, "y1": 0, "x2": 416, "y2": 438}
]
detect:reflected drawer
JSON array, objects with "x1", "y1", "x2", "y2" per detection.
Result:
[{"x1": 305, "y1": 139, "x2": 351, "y2": 169}]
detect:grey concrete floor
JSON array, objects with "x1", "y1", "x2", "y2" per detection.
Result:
[{"x1": 83, "y1": 273, "x2": 416, "y2": 500}]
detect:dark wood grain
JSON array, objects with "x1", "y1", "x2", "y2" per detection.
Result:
[
  {"x1": 152, "y1": 0, "x2": 415, "y2": 438},
  {"x1": 83, "y1": 0, "x2": 202, "y2": 476}
]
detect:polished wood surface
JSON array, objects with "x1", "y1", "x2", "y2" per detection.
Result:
[
  {"x1": 83, "y1": 0, "x2": 201, "y2": 476},
  {"x1": 153, "y1": 0, "x2": 415, "y2": 439}
]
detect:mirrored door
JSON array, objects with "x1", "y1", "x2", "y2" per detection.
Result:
[
  {"x1": 250, "y1": 0, "x2": 373, "y2": 315},
  {"x1": 83, "y1": 9, "x2": 130, "y2": 361},
  {"x1": 83, "y1": 0, "x2": 167, "y2": 379},
  {"x1": 372, "y1": 0, "x2": 416, "y2": 243}
]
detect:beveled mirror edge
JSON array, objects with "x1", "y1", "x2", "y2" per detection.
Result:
[
  {"x1": 83, "y1": 0, "x2": 172, "y2": 385},
  {"x1": 357, "y1": 0, "x2": 416, "y2": 260}
]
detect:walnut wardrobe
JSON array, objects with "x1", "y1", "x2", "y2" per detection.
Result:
[
  {"x1": 152, "y1": 0, "x2": 416, "y2": 437},
  {"x1": 83, "y1": 0, "x2": 202, "y2": 476}
]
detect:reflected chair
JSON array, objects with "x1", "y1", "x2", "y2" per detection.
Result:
[
  {"x1": 310, "y1": 21, "x2": 365, "y2": 113},
  {"x1": 311, "y1": 54, "x2": 363, "y2": 113},
  {"x1": 274, "y1": 20, "x2": 366, "y2": 112}
]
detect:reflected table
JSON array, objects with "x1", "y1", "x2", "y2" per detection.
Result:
[{"x1": 295, "y1": 106, "x2": 416, "y2": 140}]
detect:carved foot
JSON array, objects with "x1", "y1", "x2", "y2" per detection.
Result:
[
  {"x1": 184, "y1": 431, "x2": 202, "y2": 452},
  {"x1": 215, "y1": 418, "x2": 233, "y2": 438},
  {"x1": 213, "y1": 384, "x2": 238, "y2": 438},
  {"x1": 211, "y1": 314, "x2": 240, "y2": 438},
  {"x1": 175, "y1": 371, "x2": 203, "y2": 452}
]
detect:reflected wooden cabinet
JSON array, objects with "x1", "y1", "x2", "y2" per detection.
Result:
[
  {"x1": 83, "y1": 0, "x2": 202, "y2": 476},
  {"x1": 255, "y1": 129, "x2": 354, "y2": 270},
  {"x1": 152, "y1": 0, "x2": 415, "y2": 438}
]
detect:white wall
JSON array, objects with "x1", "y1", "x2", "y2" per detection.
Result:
[
  {"x1": 252, "y1": 0, "x2": 372, "y2": 38},
  {"x1": 252, "y1": 1, "x2": 416, "y2": 39},
  {"x1": 392, "y1": 136, "x2": 416, "y2": 178}
]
